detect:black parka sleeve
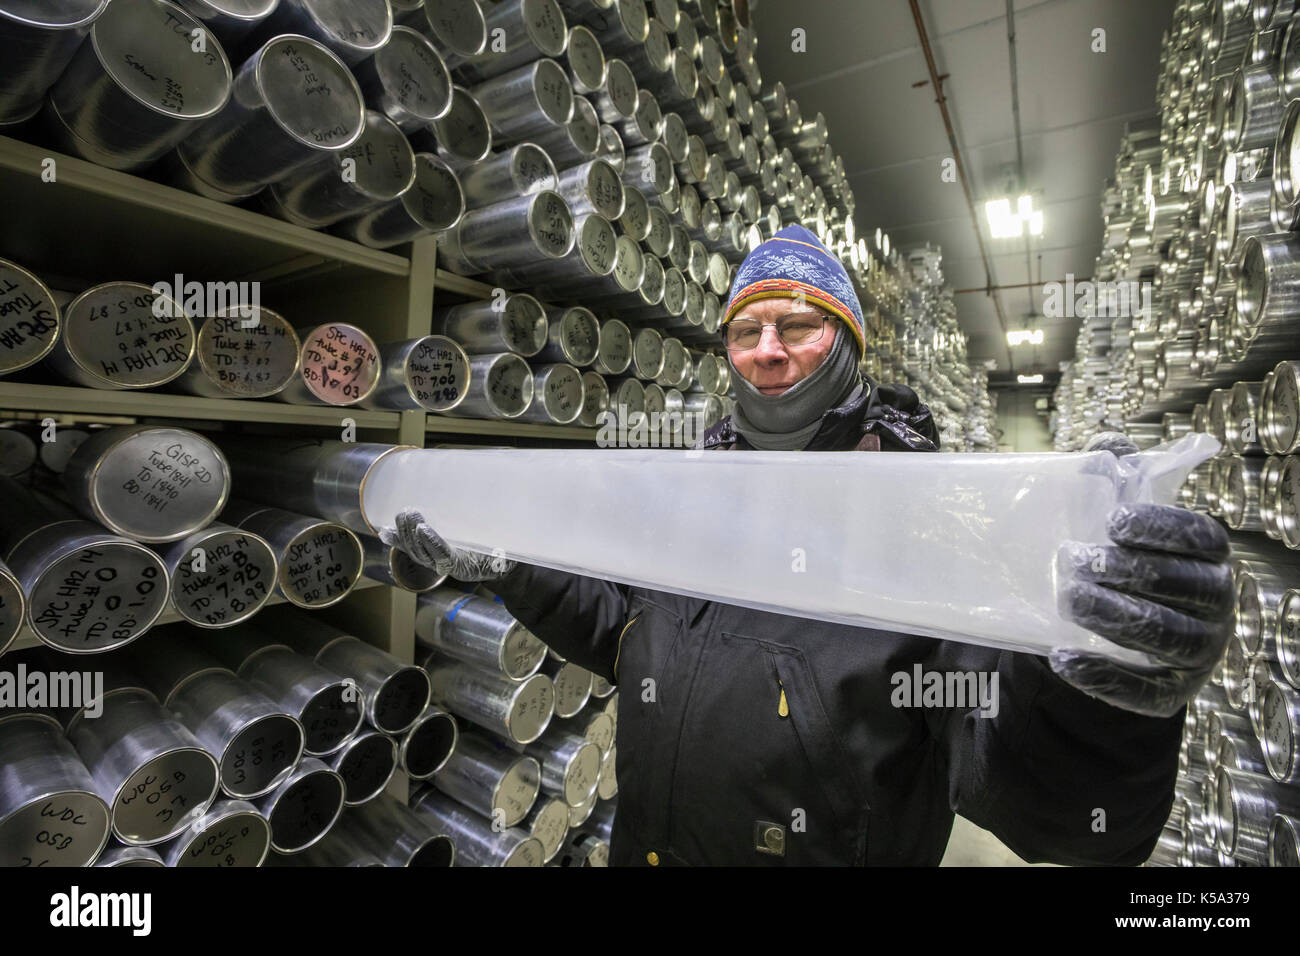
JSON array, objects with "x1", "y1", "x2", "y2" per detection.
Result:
[
  {"x1": 488, "y1": 563, "x2": 631, "y2": 684},
  {"x1": 923, "y1": 640, "x2": 1183, "y2": 866}
]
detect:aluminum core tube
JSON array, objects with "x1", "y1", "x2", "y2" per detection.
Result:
[
  {"x1": 279, "y1": 323, "x2": 382, "y2": 406},
  {"x1": 172, "y1": 36, "x2": 366, "y2": 202},
  {"x1": 155, "y1": 522, "x2": 278, "y2": 630},
  {"x1": 362, "y1": 336, "x2": 472, "y2": 413},
  {"x1": 326, "y1": 728, "x2": 398, "y2": 805},
  {"x1": 121, "y1": 633, "x2": 307, "y2": 798},
  {"x1": 455, "y1": 189, "x2": 576, "y2": 268},
  {"x1": 1215, "y1": 765, "x2": 1300, "y2": 865},
  {"x1": 0, "y1": 257, "x2": 60, "y2": 376},
  {"x1": 266, "y1": 824, "x2": 382, "y2": 866},
  {"x1": 260, "y1": 605, "x2": 432, "y2": 736},
  {"x1": 521, "y1": 794, "x2": 570, "y2": 863},
  {"x1": 543, "y1": 657, "x2": 593, "y2": 718},
  {"x1": 335, "y1": 152, "x2": 466, "y2": 249},
  {"x1": 454, "y1": 0, "x2": 568, "y2": 81},
  {"x1": 95, "y1": 844, "x2": 165, "y2": 867},
  {"x1": 353, "y1": 25, "x2": 453, "y2": 131},
  {"x1": 210, "y1": 625, "x2": 366, "y2": 758},
  {"x1": 265, "y1": 110, "x2": 417, "y2": 228},
  {"x1": 170, "y1": 309, "x2": 302, "y2": 400},
  {"x1": 416, "y1": 586, "x2": 548, "y2": 680},
  {"x1": 46, "y1": 0, "x2": 233, "y2": 172},
  {"x1": 468, "y1": 58, "x2": 574, "y2": 146},
  {"x1": 332, "y1": 793, "x2": 456, "y2": 866},
  {"x1": 430, "y1": 731, "x2": 541, "y2": 827},
  {"x1": 530, "y1": 93, "x2": 601, "y2": 170},
  {"x1": 432, "y1": 294, "x2": 548, "y2": 356},
  {"x1": 579, "y1": 370, "x2": 610, "y2": 427},
  {"x1": 519, "y1": 363, "x2": 585, "y2": 424},
  {"x1": 360, "y1": 533, "x2": 446, "y2": 592},
  {"x1": 1237, "y1": 233, "x2": 1300, "y2": 333},
  {"x1": 213, "y1": 437, "x2": 412, "y2": 536},
  {"x1": 400, "y1": 706, "x2": 459, "y2": 780},
  {"x1": 1262, "y1": 681, "x2": 1300, "y2": 783},
  {"x1": 409, "y1": 787, "x2": 544, "y2": 866},
  {"x1": 47, "y1": 282, "x2": 195, "y2": 390},
  {"x1": 589, "y1": 318, "x2": 631, "y2": 375},
  {"x1": 413, "y1": 84, "x2": 493, "y2": 166},
  {"x1": 1265, "y1": 361, "x2": 1300, "y2": 455},
  {"x1": 252, "y1": 756, "x2": 346, "y2": 854},
  {"x1": 243, "y1": 0, "x2": 393, "y2": 65},
  {"x1": 401, "y1": 0, "x2": 487, "y2": 64},
  {"x1": 500, "y1": 213, "x2": 618, "y2": 291},
  {"x1": 174, "y1": 0, "x2": 277, "y2": 46},
  {"x1": 537, "y1": 306, "x2": 601, "y2": 366},
  {"x1": 0, "y1": 0, "x2": 109, "y2": 126},
  {"x1": 219, "y1": 502, "x2": 364, "y2": 609},
  {"x1": 0, "y1": 479, "x2": 171, "y2": 653},
  {"x1": 0, "y1": 557, "x2": 22, "y2": 656},
  {"x1": 423, "y1": 653, "x2": 555, "y2": 744},
  {"x1": 61, "y1": 425, "x2": 230, "y2": 544},
  {"x1": 457, "y1": 142, "x2": 557, "y2": 209},
  {"x1": 524, "y1": 723, "x2": 601, "y2": 807},
  {"x1": 60, "y1": 678, "x2": 220, "y2": 846},
  {"x1": 158, "y1": 798, "x2": 271, "y2": 867},
  {"x1": 438, "y1": 352, "x2": 536, "y2": 420},
  {"x1": 555, "y1": 158, "x2": 627, "y2": 220},
  {"x1": 0, "y1": 712, "x2": 111, "y2": 867},
  {"x1": 563, "y1": 23, "x2": 606, "y2": 95}
]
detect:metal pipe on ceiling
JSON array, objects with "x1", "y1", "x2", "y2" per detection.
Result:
[{"x1": 906, "y1": 0, "x2": 1013, "y2": 368}]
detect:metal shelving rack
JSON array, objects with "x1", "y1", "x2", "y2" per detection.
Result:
[{"x1": 0, "y1": 134, "x2": 600, "y2": 797}]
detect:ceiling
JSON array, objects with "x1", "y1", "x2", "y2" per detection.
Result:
[{"x1": 752, "y1": 0, "x2": 1175, "y2": 384}]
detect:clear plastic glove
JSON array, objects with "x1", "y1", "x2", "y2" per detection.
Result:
[
  {"x1": 1050, "y1": 432, "x2": 1233, "y2": 717},
  {"x1": 377, "y1": 510, "x2": 516, "y2": 582}
]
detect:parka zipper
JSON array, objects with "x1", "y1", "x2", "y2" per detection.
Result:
[{"x1": 777, "y1": 679, "x2": 789, "y2": 718}]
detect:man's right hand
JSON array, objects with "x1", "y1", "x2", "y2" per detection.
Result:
[{"x1": 378, "y1": 510, "x2": 516, "y2": 582}]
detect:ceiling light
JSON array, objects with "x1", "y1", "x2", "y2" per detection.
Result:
[
  {"x1": 1017, "y1": 373, "x2": 1044, "y2": 384},
  {"x1": 984, "y1": 198, "x2": 1012, "y2": 238},
  {"x1": 986, "y1": 193, "x2": 1043, "y2": 239},
  {"x1": 1006, "y1": 329, "x2": 1044, "y2": 346}
]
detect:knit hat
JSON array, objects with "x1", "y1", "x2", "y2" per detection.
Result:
[{"x1": 723, "y1": 224, "x2": 866, "y2": 354}]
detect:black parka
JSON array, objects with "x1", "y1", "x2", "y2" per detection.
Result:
[{"x1": 490, "y1": 379, "x2": 1182, "y2": 865}]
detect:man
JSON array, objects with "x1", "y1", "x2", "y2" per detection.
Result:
[{"x1": 386, "y1": 225, "x2": 1231, "y2": 866}]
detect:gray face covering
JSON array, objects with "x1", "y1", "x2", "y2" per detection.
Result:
[{"x1": 729, "y1": 323, "x2": 864, "y2": 450}]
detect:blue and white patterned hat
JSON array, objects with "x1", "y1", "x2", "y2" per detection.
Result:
[{"x1": 723, "y1": 224, "x2": 865, "y2": 353}]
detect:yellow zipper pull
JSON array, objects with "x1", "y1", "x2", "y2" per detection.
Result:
[{"x1": 777, "y1": 679, "x2": 789, "y2": 718}]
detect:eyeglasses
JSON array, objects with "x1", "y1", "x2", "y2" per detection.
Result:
[{"x1": 724, "y1": 312, "x2": 831, "y2": 351}]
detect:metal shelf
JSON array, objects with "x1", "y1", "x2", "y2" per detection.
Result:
[
  {"x1": 6, "y1": 578, "x2": 385, "y2": 654},
  {"x1": 0, "y1": 136, "x2": 408, "y2": 286},
  {"x1": 426, "y1": 413, "x2": 598, "y2": 442},
  {"x1": 0, "y1": 382, "x2": 401, "y2": 429},
  {"x1": 433, "y1": 268, "x2": 498, "y2": 300}
]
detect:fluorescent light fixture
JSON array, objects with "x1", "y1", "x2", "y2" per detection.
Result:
[
  {"x1": 984, "y1": 198, "x2": 1012, "y2": 238},
  {"x1": 1017, "y1": 373, "x2": 1044, "y2": 384},
  {"x1": 1006, "y1": 329, "x2": 1044, "y2": 346},
  {"x1": 987, "y1": 193, "x2": 1043, "y2": 238}
]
